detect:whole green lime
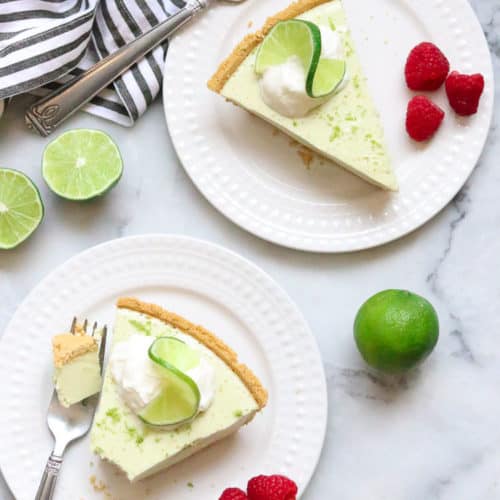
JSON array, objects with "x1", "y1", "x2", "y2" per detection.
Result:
[{"x1": 354, "y1": 290, "x2": 439, "y2": 373}]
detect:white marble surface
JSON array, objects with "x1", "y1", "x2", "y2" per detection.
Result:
[{"x1": 0, "y1": 0, "x2": 499, "y2": 498}]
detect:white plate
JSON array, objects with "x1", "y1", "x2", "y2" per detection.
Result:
[
  {"x1": 0, "y1": 235, "x2": 327, "y2": 500},
  {"x1": 164, "y1": 0, "x2": 494, "y2": 252}
]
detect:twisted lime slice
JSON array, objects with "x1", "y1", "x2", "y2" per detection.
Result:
[
  {"x1": 139, "y1": 337, "x2": 201, "y2": 428},
  {"x1": 255, "y1": 20, "x2": 321, "y2": 79},
  {"x1": 312, "y1": 58, "x2": 346, "y2": 98},
  {"x1": 42, "y1": 129, "x2": 123, "y2": 201},
  {"x1": 0, "y1": 168, "x2": 44, "y2": 249},
  {"x1": 255, "y1": 20, "x2": 346, "y2": 99}
]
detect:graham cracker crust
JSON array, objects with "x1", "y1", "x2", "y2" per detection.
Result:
[
  {"x1": 52, "y1": 333, "x2": 97, "y2": 367},
  {"x1": 117, "y1": 297, "x2": 268, "y2": 409},
  {"x1": 207, "y1": 0, "x2": 333, "y2": 93}
]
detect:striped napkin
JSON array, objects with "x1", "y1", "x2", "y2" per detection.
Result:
[{"x1": 0, "y1": 0, "x2": 185, "y2": 126}]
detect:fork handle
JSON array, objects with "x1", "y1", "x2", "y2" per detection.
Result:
[
  {"x1": 35, "y1": 453, "x2": 63, "y2": 500},
  {"x1": 25, "y1": 0, "x2": 208, "y2": 136}
]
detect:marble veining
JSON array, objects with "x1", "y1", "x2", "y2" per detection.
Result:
[{"x1": 0, "y1": 0, "x2": 499, "y2": 498}]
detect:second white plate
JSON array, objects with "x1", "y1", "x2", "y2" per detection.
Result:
[
  {"x1": 0, "y1": 235, "x2": 327, "y2": 500},
  {"x1": 164, "y1": 0, "x2": 493, "y2": 252}
]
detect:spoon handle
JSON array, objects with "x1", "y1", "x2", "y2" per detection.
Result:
[{"x1": 25, "y1": 0, "x2": 206, "y2": 136}]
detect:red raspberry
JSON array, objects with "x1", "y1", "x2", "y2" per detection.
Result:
[
  {"x1": 247, "y1": 475, "x2": 298, "y2": 500},
  {"x1": 406, "y1": 96, "x2": 445, "y2": 142},
  {"x1": 445, "y1": 71, "x2": 485, "y2": 116},
  {"x1": 219, "y1": 488, "x2": 248, "y2": 500},
  {"x1": 405, "y1": 42, "x2": 450, "y2": 91}
]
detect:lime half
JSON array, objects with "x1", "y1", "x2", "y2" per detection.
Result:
[
  {"x1": 42, "y1": 129, "x2": 123, "y2": 201},
  {"x1": 0, "y1": 168, "x2": 43, "y2": 249},
  {"x1": 255, "y1": 20, "x2": 346, "y2": 99},
  {"x1": 139, "y1": 337, "x2": 201, "y2": 428}
]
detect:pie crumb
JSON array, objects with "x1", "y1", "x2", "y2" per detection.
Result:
[
  {"x1": 74, "y1": 324, "x2": 86, "y2": 336},
  {"x1": 89, "y1": 475, "x2": 107, "y2": 493},
  {"x1": 247, "y1": 20, "x2": 253, "y2": 28},
  {"x1": 297, "y1": 147, "x2": 314, "y2": 169}
]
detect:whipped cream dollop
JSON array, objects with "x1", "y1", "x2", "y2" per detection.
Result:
[
  {"x1": 109, "y1": 334, "x2": 216, "y2": 414},
  {"x1": 259, "y1": 27, "x2": 345, "y2": 118}
]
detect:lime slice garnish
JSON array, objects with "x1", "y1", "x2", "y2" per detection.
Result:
[
  {"x1": 42, "y1": 129, "x2": 123, "y2": 201},
  {"x1": 255, "y1": 20, "x2": 321, "y2": 94},
  {"x1": 255, "y1": 20, "x2": 346, "y2": 99},
  {"x1": 0, "y1": 168, "x2": 43, "y2": 249},
  {"x1": 138, "y1": 337, "x2": 201, "y2": 428},
  {"x1": 311, "y1": 58, "x2": 346, "y2": 98}
]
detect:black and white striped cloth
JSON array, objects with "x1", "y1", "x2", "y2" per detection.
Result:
[{"x1": 0, "y1": 0, "x2": 185, "y2": 126}]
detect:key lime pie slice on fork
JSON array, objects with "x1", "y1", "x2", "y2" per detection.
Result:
[
  {"x1": 208, "y1": 0, "x2": 397, "y2": 190},
  {"x1": 90, "y1": 298, "x2": 267, "y2": 481},
  {"x1": 52, "y1": 322, "x2": 103, "y2": 407}
]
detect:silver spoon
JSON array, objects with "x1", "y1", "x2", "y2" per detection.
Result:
[{"x1": 25, "y1": 0, "x2": 245, "y2": 137}]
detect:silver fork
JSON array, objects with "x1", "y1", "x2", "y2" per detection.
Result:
[
  {"x1": 35, "y1": 319, "x2": 107, "y2": 500},
  {"x1": 25, "y1": 0, "x2": 246, "y2": 136}
]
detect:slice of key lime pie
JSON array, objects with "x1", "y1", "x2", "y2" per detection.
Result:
[
  {"x1": 208, "y1": 0, "x2": 397, "y2": 190},
  {"x1": 52, "y1": 325, "x2": 102, "y2": 407},
  {"x1": 90, "y1": 298, "x2": 267, "y2": 481}
]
